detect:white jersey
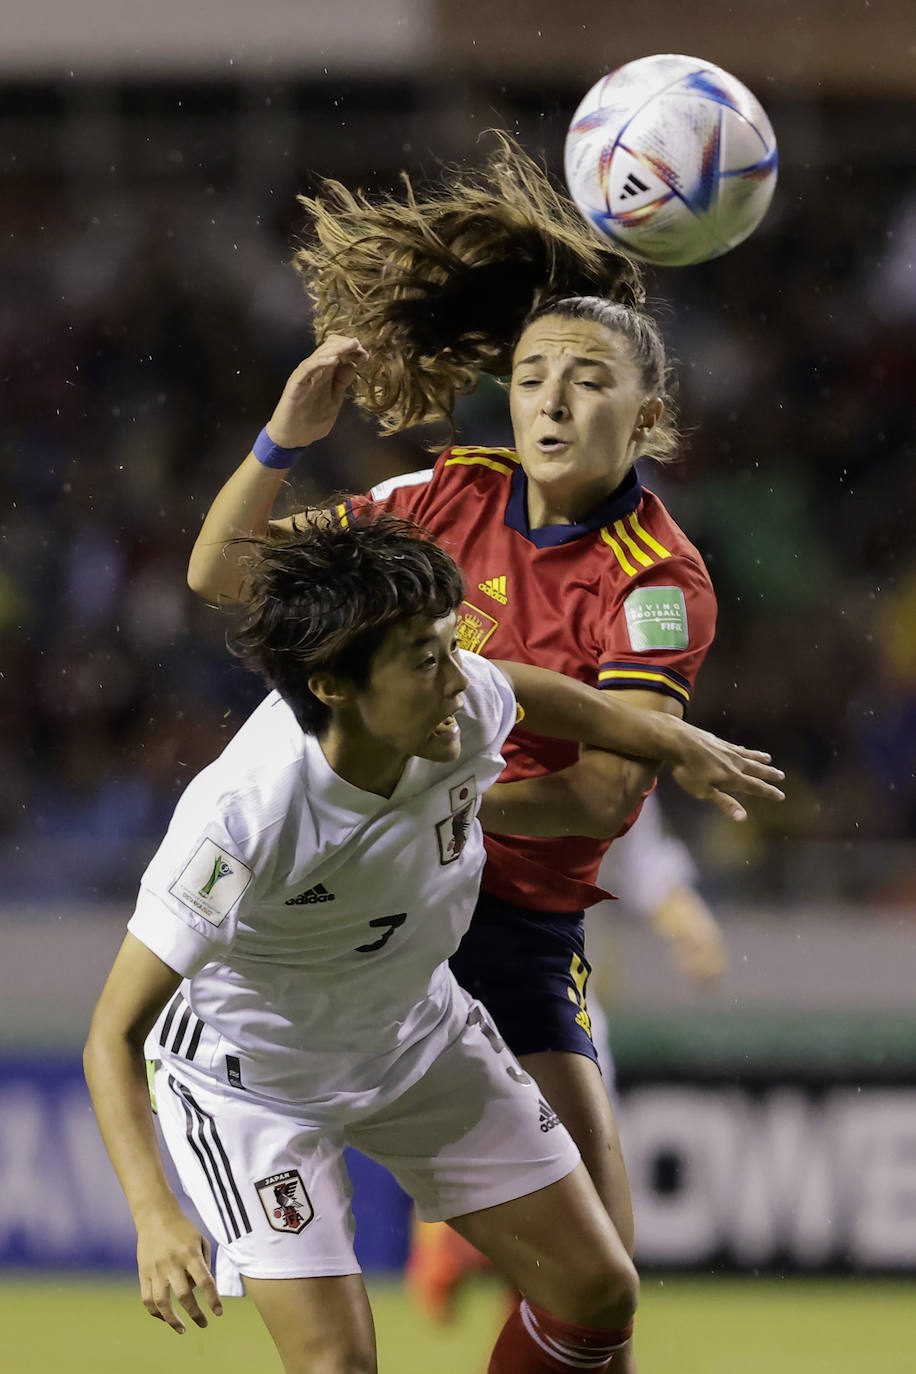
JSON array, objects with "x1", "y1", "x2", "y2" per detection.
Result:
[{"x1": 129, "y1": 650, "x2": 517, "y2": 1118}]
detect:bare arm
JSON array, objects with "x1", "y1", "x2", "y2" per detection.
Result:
[
  {"x1": 479, "y1": 690, "x2": 675, "y2": 838},
  {"x1": 187, "y1": 336, "x2": 367, "y2": 604},
  {"x1": 83, "y1": 933, "x2": 222, "y2": 1334},
  {"x1": 489, "y1": 660, "x2": 784, "y2": 824},
  {"x1": 188, "y1": 454, "x2": 291, "y2": 604}
]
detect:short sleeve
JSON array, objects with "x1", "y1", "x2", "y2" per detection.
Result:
[
  {"x1": 597, "y1": 557, "x2": 717, "y2": 711},
  {"x1": 334, "y1": 466, "x2": 436, "y2": 526},
  {"x1": 457, "y1": 651, "x2": 519, "y2": 759},
  {"x1": 127, "y1": 809, "x2": 264, "y2": 978},
  {"x1": 478, "y1": 657, "x2": 520, "y2": 752}
]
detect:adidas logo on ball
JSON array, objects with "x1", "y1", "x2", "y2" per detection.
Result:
[
  {"x1": 285, "y1": 883, "x2": 335, "y2": 906},
  {"x1": 564, "y1": 54, "x2": 778, "y2": 267}
]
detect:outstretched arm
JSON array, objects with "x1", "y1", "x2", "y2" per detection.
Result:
[
  {"x1": 481, "y1": 688, "x2": 675, "y2": 838},
  {"x1": 83, "y1": 934, "x2": 222, "y2": 1335},
  {"x1": 187, "y1": 336, "x2": 367, "y2": 603},
  {"x1": 485, "y1": 660, "x2": 784, "y2": 829}
]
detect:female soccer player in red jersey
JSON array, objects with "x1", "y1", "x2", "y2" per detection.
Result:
[{"x1": 188, "y1": 138, "x2": 738, "y2": 1372}]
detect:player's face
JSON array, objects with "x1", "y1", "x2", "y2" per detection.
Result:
[
  {"x1": 357, "y1": 612, "x2": 469, "y2": 766},
  {"x1": 509, "y1": 315, "x2": 657, "y2": 523}
]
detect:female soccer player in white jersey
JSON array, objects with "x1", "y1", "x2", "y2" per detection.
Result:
[
  {"x1": 85, "y1": 513, "x2": 783, "y2": 1374},
  {"x1": 186, "y1": 138, "x2": 762, "y2": 1369}
]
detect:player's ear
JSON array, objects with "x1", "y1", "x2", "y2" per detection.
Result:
[
  {"x1": 634, "y1": 396, "x2": 664, "y2": 439},
  {"x1": 308, "y1": 672, "x2": 355, "y2": 710}
]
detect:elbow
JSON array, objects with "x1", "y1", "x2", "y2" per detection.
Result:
[
  {"x1": 187, "y1": 557, "x2": 240, "y2": 606},
  {"x1": 82, "y1": 1018, "x2": 103, "y2": 1090},
  {"x1": 618, "y1": 761, "x2": 659, "y2": 811},
  {"x1": 187, "y1": 555, "x2": 218, "y2": 602},
  {"x1": 83, "y1": 1011, "x2": 143, "y2": 1090},
  {"x1": 583, "y1": 762, "x2": 658, "y2": 839},
  {"x1": 186, "y1": 560, "x2": 204, "y2": 598}
]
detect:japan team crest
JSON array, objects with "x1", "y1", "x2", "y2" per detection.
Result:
[
  {"x1": 436, "y1": 776, "x2": 478, "y2": 864},
  {"x1": 255, "y1": 1169, "x2": 314, "y2": 1235}
]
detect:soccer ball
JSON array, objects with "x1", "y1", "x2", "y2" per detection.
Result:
[{"x1": 564, "y1": 54, "x2": 778, "y2": 267}]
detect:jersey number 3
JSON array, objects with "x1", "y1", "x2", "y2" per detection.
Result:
[{"x1": 354, "y1": 913, "x2": 407, "y2": 953}]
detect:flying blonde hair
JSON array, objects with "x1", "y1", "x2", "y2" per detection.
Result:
[{"x1": 293, "y1": 133, "x2": 647, "y2": 434}]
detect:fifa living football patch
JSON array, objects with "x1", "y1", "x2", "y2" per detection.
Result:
[
  {"x1": 169, "y1": 838, "x2": 253, "y2": 926},
  {"x1": 623, "y1": 586, "x2": 689, "y2": 651}
]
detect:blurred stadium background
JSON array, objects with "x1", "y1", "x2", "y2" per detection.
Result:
[{"x1": 2, "y1": 1, "x2": 915, "y2": 1369}]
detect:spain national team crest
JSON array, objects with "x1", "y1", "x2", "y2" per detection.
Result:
[
  {"x1": 255, "y1": 1170, "x2": 314, "y2": 1235},
  {"x1": 436, "y1": 776, "x2": 478, "y2": 865},
  {"x1": 455, "y1": 600, "x2": 499, "y2": 654}
]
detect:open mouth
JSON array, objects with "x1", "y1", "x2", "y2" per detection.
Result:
[
  {"x1": 536, "y1": 436, "x2": 571, "y2": 452},
  {"x1": 431, "y1": 714, "x2": 460, "y2": 742}
]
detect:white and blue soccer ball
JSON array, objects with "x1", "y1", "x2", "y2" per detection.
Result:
[{"x1": 564, "y1": 54, "x2": 778, "y2": 267}]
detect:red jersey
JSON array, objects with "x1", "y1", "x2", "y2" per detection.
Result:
[{"x1": 341, "y1": 445, "x2": 717, "y2": 912}]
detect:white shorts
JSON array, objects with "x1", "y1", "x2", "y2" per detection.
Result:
[{"x1": 152, "y1": 1000, "x2": 580, "y2": 1296}]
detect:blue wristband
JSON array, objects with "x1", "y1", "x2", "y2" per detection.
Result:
[{"x1": 252, "y1": 426, "x2": 306, "y2": 470}]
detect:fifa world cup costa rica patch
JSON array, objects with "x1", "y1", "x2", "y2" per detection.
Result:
[
  {"x1": 169, "y1": 838, "x2": 253, "y2": 926},
  {"x1": 623, "y1": 586, "x2": 689, "y2": 651}
]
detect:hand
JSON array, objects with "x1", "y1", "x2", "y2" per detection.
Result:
[
  {"x1": 136, "y1": 1206, "x2": 223, "y2": 1335},
  {"x1": 266, "y1": 334, "x2": 369, "y2": 448},
  {"x1": 650, "y1": 884, "x2": 726, "y2": 984},
  {"x1": 669, "y1": 730, "x2": 785, "y2": 822}
]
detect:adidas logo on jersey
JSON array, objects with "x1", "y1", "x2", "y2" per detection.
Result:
[
  {"x1": 478, "y1": 575, "x2": 507, "y2": 605},
  {"x1": 538, "y1": 1098, "x2": 560, "y2": 1133},
  {"x1": 285, "y1": 883, "x2": 335, "y2": 906}
]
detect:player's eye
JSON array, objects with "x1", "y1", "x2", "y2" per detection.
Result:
[{"x1": 516, "y1": 376, "x2": 541, "y2": 388}]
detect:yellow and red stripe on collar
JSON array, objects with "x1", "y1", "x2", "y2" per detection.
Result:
[{"x1": 599, "y1": 514, "x2": 672, "y2": 577}]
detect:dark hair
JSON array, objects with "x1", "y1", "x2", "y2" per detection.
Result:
[
  {"x1": 522, "y1": 296, "x2": 679, "y2": 461},
  {"x1": 294, "y1": 132, "x2": 645, "y2": 433},
  {"x1": 229, "y1": 512, "x2": 465, "y2": 734}
]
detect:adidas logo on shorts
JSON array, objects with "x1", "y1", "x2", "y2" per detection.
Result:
[
  {"x1": 538, "y1": 1098, "x2": 560, "y2": 1133},
  {"x1": 285, "y1": 883, "x2": 335, "y2": 906}
]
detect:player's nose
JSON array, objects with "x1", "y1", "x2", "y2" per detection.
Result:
[
  {"x1": 541, "y1": 388, "x2": 569, "y2": 420},
  {"x1": 445, "y1": 658, "x2": 469, "y2": 705}
]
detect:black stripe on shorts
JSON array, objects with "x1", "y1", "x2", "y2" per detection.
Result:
[{"x1": 168, "y1": 1075, "x2": 251, "y2": 1242}]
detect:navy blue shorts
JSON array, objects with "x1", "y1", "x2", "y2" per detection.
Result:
[{"x1": 449, "y1": 891, "x2": 597, "y2": 1062}]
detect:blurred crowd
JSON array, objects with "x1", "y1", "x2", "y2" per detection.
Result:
[{"x1": 3, "y1": 85, "x2": 915, "y2": 904}]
